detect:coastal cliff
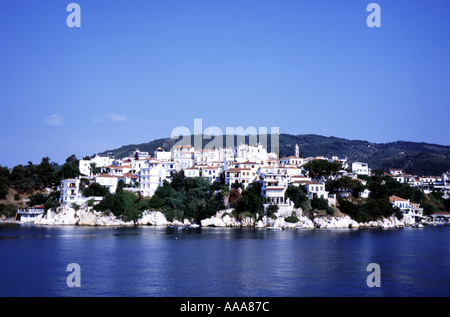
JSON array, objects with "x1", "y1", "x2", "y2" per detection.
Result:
[{"x1": 32, "y1": 205, "x2": 406, "y2": 229}]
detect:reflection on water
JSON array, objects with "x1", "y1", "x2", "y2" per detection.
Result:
[{"x1": 0, "y1": 225, "x2": 449, "y2": 296}]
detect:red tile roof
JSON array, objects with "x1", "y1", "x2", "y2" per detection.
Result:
[{"x1": 389, "y1": 195, "x2": 408, "y2": 202}]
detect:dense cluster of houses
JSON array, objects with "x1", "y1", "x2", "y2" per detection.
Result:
[
  {"x1": 54, "y1": 144, "x2": 450, "y2": 223},
  {"x1": 72, "y1": 144, "x2": 347, "y2": 214}
]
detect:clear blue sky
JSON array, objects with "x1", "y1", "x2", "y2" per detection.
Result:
[{"x1": 1, "y1": 0, "x2": 449, "y2": 167}]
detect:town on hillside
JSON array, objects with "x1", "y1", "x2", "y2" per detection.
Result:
[{"x1": 13, "y1": 143, "x2": 450, "y2": 225}]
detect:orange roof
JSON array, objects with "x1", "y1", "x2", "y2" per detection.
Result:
[
  {"x1": 121, "y1": 173, "x2": 138, "y2": 178},
  {"x1": 227, "y1": 168, "x2": 250, "y2": 172},
  {"x1": 95, "y1": 174, "x2": 117, "y2": 178},
  {"x1": 389, "y1": 195, "x2": 408, "y2": 202}
]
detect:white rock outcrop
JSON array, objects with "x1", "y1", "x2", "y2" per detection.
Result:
[
  {"x1": 359, "y1": 215, "x2": 404, "y2": 229},
  {"x1": 34, "y1": 206, "x2": 134, "y2": 226},
  {"x1": 136, "y1": 211, "x2": 171, "y2": 226},
  {"x1": 33, "y1": 205, "x2": 406, "y2": 230}
]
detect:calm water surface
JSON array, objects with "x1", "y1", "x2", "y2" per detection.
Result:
[{"x1": 0, "y1": 224, "x2": 449, "y2": 297}]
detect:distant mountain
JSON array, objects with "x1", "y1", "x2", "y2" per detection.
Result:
[{"x1": 97, "y1": 134, "x2": 450, "y2": 176}]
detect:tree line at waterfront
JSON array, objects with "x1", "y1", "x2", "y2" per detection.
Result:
[{"x1": 1, "y1": 155, "x2": 449, "y2": 223}]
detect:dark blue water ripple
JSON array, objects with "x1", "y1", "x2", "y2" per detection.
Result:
[{"x1": 0, "y1": 224, "x2": 449, "y2": 297}]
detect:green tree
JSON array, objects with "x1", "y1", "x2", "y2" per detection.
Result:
[
  {"x1": 54, "y1": 163, "x2": 81, "y2": 181},
  {"x1": 285, "y1": 185, "x2": 309, "y2": 209},
  {"x1": 234, "y1": 181, "x2": 263, "y2": 215},
  {"x1": 303, "y1": 160, "x2": 342, "y2": 180},
  {"x1": 311, "y1": 195, "x2": 329, "y2": 211},
  {"x1": 35, "y1": 157, "x2": 55, "y2": 189},
  {"x1": 0, "y1": 165, "x2": 11, "y2": 200},
  {"x1": 147, "y1": 173, "x2": 225, "y2": 222},
  {"x1": 266, "y1": 204, "x2": 279, "y2": 219},
  {"x1": 327, "y1": 176, "x2": 364, "y2": 198},
  {"x1": 88, "y1": 162, "x2": 102, "y2": 176},
  {"x1": 83, "y1": 182, "x2": 109, "y2": 197}
]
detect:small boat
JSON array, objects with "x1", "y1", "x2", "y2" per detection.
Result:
[
  {"x1": 188, "y1": 223, "x2": 200, "y2": 228},
  {"x1": 266, "y1": 226, "x2": 283, "y2": 231}
]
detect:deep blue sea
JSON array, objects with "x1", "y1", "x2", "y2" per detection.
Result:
[{"x1": 0, "y1": 224, "x2": 449, "y2": 297}]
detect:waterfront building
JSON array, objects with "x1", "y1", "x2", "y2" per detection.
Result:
[
  {"x1": 59, "y1": 178, "x2": 82, "y2": 204},
  {"x1": 16, "y1": 205, "x2": 45, "y2": 223},
  {"x1": 389, "y1": 195, "x2": 423, "y2": 223}
]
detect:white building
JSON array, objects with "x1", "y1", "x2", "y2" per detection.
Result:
[
  {"x1": 194, "y1": 148, "x2": 220, "y2": 164},
  {"x1": 94, "y1": 174, "x2": 118, "y2": 194},
  {"x1": 59, "y1": 178, "x2": 82, "y2": 204},
  {"x1": 16, "y1": 205, "x2": 45, "y2": 223},
  {"x1": 225, "y1": 168, "x2": 253, "y2": 188},
  {"x1": 154, "y1": 147, "x2": 172, "y2": 162},
  {"x1": 389, "y1": 195, "x2": 423, "y2": 223},
  {"x1": 202, "y1": 166, "x2": 222, "y2": 183},
  {"x1": 79, "y1": 155, "x2": 115, "y2": 177},
  {"x1": 264, "y1": 186, "x2": 287, "y2": 205},
  {"x1": 118, "y1": 173, "x2": 139, "y2": 186},
  {"x1": 304, "y1": 182, "x2": 329, "y2": 200},
  {"x1": 102, "y1": 165, "x2": 134, "y2": 177},
  {"x1": 184, "y1": 167, "x2": 200, "y2": 178},
  {"x1": 139, "y1": 161, "x2": 180, "y2": 197},
  {"x1": 235, "y1": 143, "x2": 277, "y2": 164},
  {"x1": 352, "y1": 162, "x2": 370, "y2": 176},
  {"x1": 279, "y1": 156, "x2": 305, "y2": 166},
  {"x1": 330, "y1": 156, "x2": 349, "y2": 170}
]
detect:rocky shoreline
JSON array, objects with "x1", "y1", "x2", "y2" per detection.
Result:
[{"x1": 26, "y1": 205, "x2": 410, "y2": 229}]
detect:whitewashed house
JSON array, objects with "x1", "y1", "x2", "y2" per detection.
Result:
[
  {"x1": 195, "y1": 148, "x2": 220, "y2": 164},
  {"x1": 79, "y1": 155, "x2": 115, "y2": 178},
  {"x1": 352, "y1": 162, "x2": 370, "y2": 176},
  {"x1": 59, "y1": 178, "x2": 82, "y2": 204},
  {"x1": 264, "y1": 186, "x2": 288, "y2": 205},
  {"x1": 139, "y1": 160, "x2": 180, "y2": 197},
  {"x1": 172, "y1": 145, "x2": 195, "y2": 169},
  {"x1": 118, "y1": 173, "x2": 139, "y2": 186},
  {"x1": 279, "y1": 156, "x2": 304, "y2": 166},
  {"x1": 305, "y1": 182, "x2": 329, "y2": 200},
  {"x1": 235, "y1": 143, "x2": 277, "y2": 164},
  {"x1": 389, "y1": 195, "x2": 423, "y2": 224},
  {"x1": 202, "y1": 166, "x2": 222, "y2": 183},
  {"x1": 16, "y1": 205, "x2": 45, "y2": 223},
  {"x1": 94, "y1": 174, "x2": 118, "y2": 194},
  {"x1": 154, "y1": 147, "x2": 171, "y2": 162},
  {"x1": 225, "y1": 168, "x2": 253, "y2": 188},
  {"x1": 184, "y1": 167, "x2": 200, "y2": 178}
]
